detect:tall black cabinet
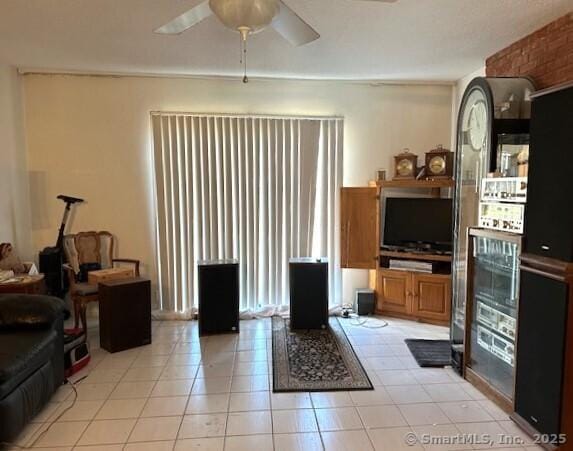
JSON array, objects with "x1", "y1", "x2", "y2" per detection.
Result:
[{"x1": 512, "y1": 82, "x2": 573, "y2": 450}]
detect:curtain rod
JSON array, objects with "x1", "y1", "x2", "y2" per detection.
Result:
[{"x1": 150, "y1": 112, "x2": 344, "y2": 121}]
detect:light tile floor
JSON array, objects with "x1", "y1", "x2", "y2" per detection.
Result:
[{"x1": 9, "y1": 316, "x2": 544, "y2": 451}]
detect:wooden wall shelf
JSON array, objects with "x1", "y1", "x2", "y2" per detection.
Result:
[
  {"x1": 378, "y1": 179, "x2": 455, "y2": 189},
  {"x1": 380, "y1": 250, "x2": 452, "y2": 262}
]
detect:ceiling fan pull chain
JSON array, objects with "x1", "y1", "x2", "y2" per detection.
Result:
[
  {"x1": 237, "y1": 29, "x2": 249, "y2": 84},
  {"x1": 243, "y1": 38, "x2": 248, "y2": 84},
  {"x1": 237, "y1": 27, "x2": 250, "y2": 84},
  {"x1": 239, "y1": 33, "x2": 243, "y2": 65}
]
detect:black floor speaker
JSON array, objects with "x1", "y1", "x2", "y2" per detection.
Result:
[
  {"x1": 198, "y1": 260, "x2": 239, "y2": 336},
  {"x1": 99, "y1": 278, "x2": 152, "y2": 353},
  {"x1": 525, "y1": 84, "x2": 573, "y2": 261},
  {"x1": 514, "y1": 268, "x2": 568, "y2": 436},
  {"x1": 289, "y1": 258, "x2": 328, "y2": 330}
]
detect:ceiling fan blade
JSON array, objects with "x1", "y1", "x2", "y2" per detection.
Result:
[
  {"x1": 154, "y1": 1, "x2": 212, "y2": 35},
  {"x1": 272, "y1": 1, "x2": 320, "y2": 46}
]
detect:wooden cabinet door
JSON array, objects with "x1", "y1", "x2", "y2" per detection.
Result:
[
  {"x1": 340, "y1": 187, "x2": 379, "y2": 269},
  {"x1": 411, "y1": 273, "x2": 451, "y2": 323},
  {"x1": 377, "y1": 269, "x2": 411, "y2": 314}
]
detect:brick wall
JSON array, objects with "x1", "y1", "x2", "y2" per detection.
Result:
[{"x1": 486, "y1": 12, "x2": 573, "y2": 89}]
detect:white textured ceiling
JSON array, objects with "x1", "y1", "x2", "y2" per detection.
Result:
[{"x1": 0, "y1": 0, "x2": 571, "y2": 81}]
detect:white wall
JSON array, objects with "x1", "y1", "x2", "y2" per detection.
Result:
[
  {"x1": 0, "y1": 65, "x2": 33, "y2": 259},
  {"x1": 23, "y1": 74, "x2": 453, "y2": 306}
]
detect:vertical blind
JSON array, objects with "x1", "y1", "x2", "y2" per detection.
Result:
[{"x1": 152, "y1": 113, "x2": 343, "y2": 315}]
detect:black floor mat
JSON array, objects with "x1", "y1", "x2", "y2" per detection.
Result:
[{"x1": 405, "y1": 339, "x2": 451, "y2": 367}]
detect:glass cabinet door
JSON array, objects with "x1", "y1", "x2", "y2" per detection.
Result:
[
  {"x1": 452, "y1": 87, "x2": 491, "y2": 344},
  {"x1": 496, "y1": 133, "x2": 529, "y2": 177},
  {"x1": 452, "y1": 77, "x2": 534, "y2": 347},
  {"x1": 469, "y1": 232, "x2": 521, "y2": 400}
]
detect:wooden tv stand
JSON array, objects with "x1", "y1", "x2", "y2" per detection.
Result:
[{"x1": 341, "y1": 179, "x2": 453, "y2": 326}]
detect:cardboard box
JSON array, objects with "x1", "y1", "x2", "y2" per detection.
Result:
[{"x1": 88, "y1": 267, "x2": 135, "y2": 285}]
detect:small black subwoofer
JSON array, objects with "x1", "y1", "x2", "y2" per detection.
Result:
[
  {"x1": 198, "y1": 260, "x2": 239, "y2": 336},
  {"x1": 355, "y1": 289, "x2": 375, "y2": 315},
  {"x1": 289, "y1": 258, "x2": 328, "y2": 330}
]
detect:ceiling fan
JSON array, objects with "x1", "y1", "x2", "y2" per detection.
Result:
[{"x1": 154, "y1": 0, "x2": 398, "y2": 82}]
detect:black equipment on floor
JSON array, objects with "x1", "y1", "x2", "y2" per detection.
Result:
[
  {"x1": 64, "y1": 327, "x2": 91, "y2": 378},
  {"x1": 514, "y1": 263, "x2": 568, "y2": 437},
  {"x1": 450, "y1": 344, "x2": 464, "y2": 376},
  {"x1": 289, "y1": 258, "x2": 328, "y2": 330},
  {"x1": 354, "y1": 289, "x2": 375, "y2": 316},
  {"x1": 198, "y1": 260, "x2": 240, "y2": 336},
  {"x1": 99, "y1": 278, "x2": 152, "y2": 352},
  {"x1": 524, "y1": 84, "x2": 573, "y2": 261},
  {"x1": 39, "y1": 195, "x2": 84, "y2": 297}
]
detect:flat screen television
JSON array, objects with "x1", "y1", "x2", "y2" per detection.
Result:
[{"x1": 383, "y1": 197, "x2": 453, "y2": 252}]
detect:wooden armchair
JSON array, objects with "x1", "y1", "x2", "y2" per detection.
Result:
[{"x1": 62, "y1": 231, "x2": 140, "y2": 329}]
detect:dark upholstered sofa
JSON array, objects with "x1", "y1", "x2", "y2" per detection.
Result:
[{"x1": 0, "y1": 294, "x2": 67, "y2": 444}]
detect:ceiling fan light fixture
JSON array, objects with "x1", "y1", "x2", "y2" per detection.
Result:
[{"x1": 209, "y1": 0, "x2": 280, "y2": 34}]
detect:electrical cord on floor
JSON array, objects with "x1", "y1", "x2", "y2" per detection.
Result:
[
  {"x1": 340, "y1": 303, "x2": 389, "y2": 329},
  {"x1": 1, "y1": 375, "x2": 88, "y2": 450},
  {"x1": 348, "y1": 313, "x2": 389, "y2": 329}
]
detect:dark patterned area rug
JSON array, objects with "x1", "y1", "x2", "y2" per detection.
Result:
[{"x1": 272, "y1": 316, "x2": 373, "y2": 392}]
